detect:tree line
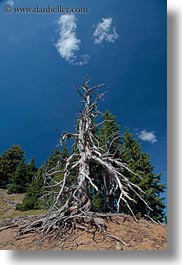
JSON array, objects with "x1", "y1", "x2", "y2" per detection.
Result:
[{"x1": 0, "y1": 111, "x2": 166, "y2": 222}]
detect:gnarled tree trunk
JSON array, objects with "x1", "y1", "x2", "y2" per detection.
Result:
[{"x1": 19, "y1": 79, "x2": 153, "y2": 241}]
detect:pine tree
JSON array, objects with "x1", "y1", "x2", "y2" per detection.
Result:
[
  {"x1": 0, "y1": 145, "x2": 25, "y2": 188},
  {"x1": 46, "y1": 147, "x2": 61, "y2": 170},
  {"x1": 8, "y1": 160, "x2": 27, "y2": 194},
  {"x1": 46, "y1": 146, "x2": 69, "y2": 184},
  {"x1": 26, "y1": 158, "x2": 37, "y2": 185},
  {"x1": 98, "y1": 111, "x2": 121, "y2": 157},
  {"x1": 16, "y1": 167, "x2": 45, "y2": 211},
  {"x1": 120, "y1": 129, "x2": 166, "y2": 222}
]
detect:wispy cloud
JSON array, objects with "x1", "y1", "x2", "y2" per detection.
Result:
[
  {"x1": 137, "y1": 130, "x2": 157, "y2": 144},
  {"x1": 93, "y1": 18, "x2": 119, "y2": 44},
  {"x1": 55, "y1": 15, "x2": 89, "y2": 66}
]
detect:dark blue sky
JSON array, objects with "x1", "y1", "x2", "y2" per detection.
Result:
[{"x1": 0, "y1": 0, "x2": 166, "y2": 199}]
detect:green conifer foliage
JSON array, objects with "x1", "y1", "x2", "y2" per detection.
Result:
[
  {"x1": 98, "y1": 111, "x2": 121, "y2": 157},
  {"x1": 7, "y1": 160, "x2": 27, "y2": 194},
  {"x1": 120, "y1": 129, "x2": 166, "y2": 222},
  {"x1": 94, "y1": 113, "x2": 166, "y2": 221},
  {"x1": 16, "y1": 167, "x2": 45, "y2": 211},
  {"x1": 26, "y1": 158, "x2": 37, "y2": 185},
  {"x1": 0, "y1": 145, "x2": 25, "y2": 188},
  {"x1": 46, "y1": 147, "x2": 61, "y2": 170}
]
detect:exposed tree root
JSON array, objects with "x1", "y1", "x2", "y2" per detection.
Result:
[
  {"x1": 0, "y1": 224, "x2": 18, "y2": 232},
  {"x1": 106, "y1": 232, "x2": 130, "y2": 247},
  {"x1": 15, "y1": 211, "x2": 132, "y2": 248}
]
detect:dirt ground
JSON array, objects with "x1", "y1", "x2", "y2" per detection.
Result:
[{"x1": 0, "y1": 189, "x2": 167, "y2": 251}]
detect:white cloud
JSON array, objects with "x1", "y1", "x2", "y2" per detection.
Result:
[
  {"x1": 55, "y1": 15, "x2": 89, "y2": 65},
  {"x1": 137, "y1": 130, "x2": 157, "y2": 144},
  {"x1": 93, "y1": 17, "x2": 119, "y2": 44}
]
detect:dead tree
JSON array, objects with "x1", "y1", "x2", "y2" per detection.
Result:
[{"x1": 19, "y1": 79, "x2": 152, "y2": 240}]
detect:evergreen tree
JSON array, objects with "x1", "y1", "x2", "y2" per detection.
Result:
[
  {"x1": 0, "y1": 145, "x2": 25, "y2": 188},
  {"x1": 46, "y1": 146, "x2": 69, "y2": 183},
  {"x1": 8, "y1": 160, "x2": 27, "y2": 194},
  {"x1": 26, "y1": 158, "x2": 37, "y2": 185},
  {"x1": 46, "y1": 147, "x2": 61, "y2": 170},
  {"x1": 60, "y1": 146, "x2": 69, "y2": 161},
  {"x1": 120, "y1": 129, "x2": 166, "y2": 222},
  {"x1": 16, "y1": 167, "x2": 45, "y2": 211},
  {"x1": 98, "y1": 111, "x2": 121, "y2": 157}
]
